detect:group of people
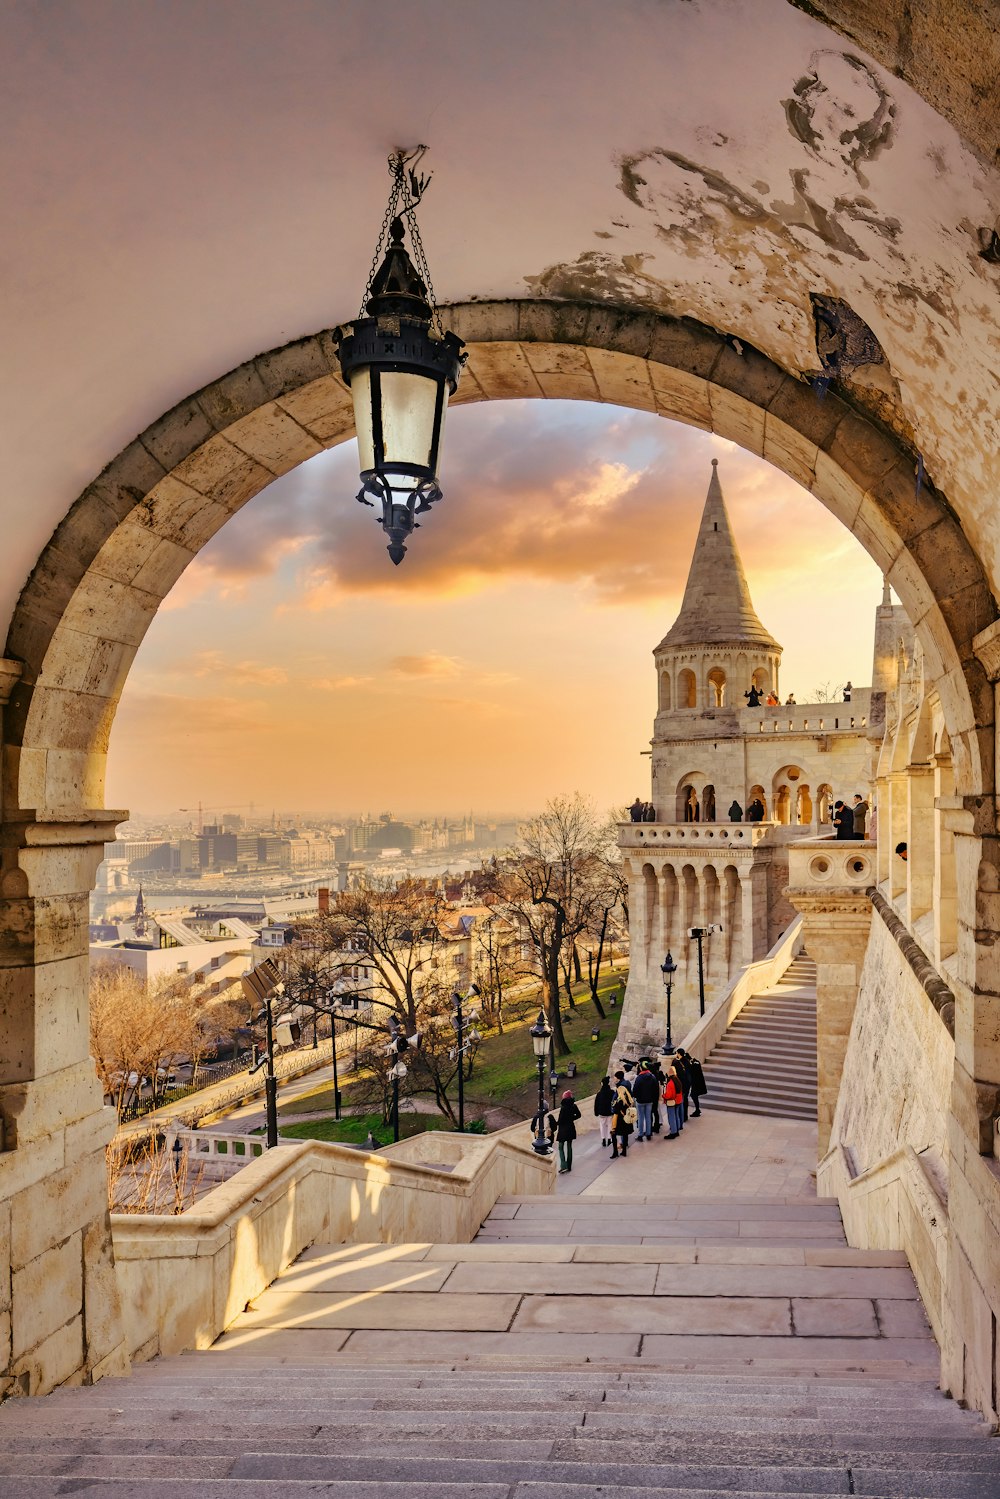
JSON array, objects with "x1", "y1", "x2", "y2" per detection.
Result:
[
  {"x1": 534, "y1": 1051, "x2": 707, "y2": 1171},
  {"x1": 628, "y1": 798, "x2": 658, "y2": 822}
]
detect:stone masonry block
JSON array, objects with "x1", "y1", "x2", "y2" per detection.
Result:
[
  {"x1": 649, "y1": 366, "x2": 712, "y2": 428},
  {"x1": 82, "y1": 1217, "x2": 126, "y2": 1369},
  {"x1": 522, "y1": 342, "x2": 593, "y2": 377},
  {"x1": 0, "y1": 1199, "x2": 10, "y2": 1310},
  {"x1": 865, "y1": 457, "x2": 948, "y2": 545},
  {"x1": 646, "y1": 317, "x2": 723, "y2": 380},
  {"x1": 275, "y1": 374, "x2": 353, "y2": 437},
  {"x1": 86, "y1": 440, "x2": 167, "y2": 523},
  {"x1": 824, "y1": 409, "x2": 903, "y2": 491},
  {"x1": 710, "y1": 340, "x2": 788, "y2": 411},
  {"x1": 63, "y1": 571, "x2": 158, "y2": 649},
  {"x1": 534, "y1": 371, "x2": 600, "y2": 402},
  {"x1": 516, "y1": 300, "x2": 591, "y2": 347},
  {"x1": 39, "y1": 627, "x2": 130, "y2": 700},
  {"x1": 11, "y1": 1152, "x2": 106, "y2": 1269},
  {"x1": 11, "y1": 1311, "x2": 82, "y2": 1397},
  {"x1": 762, "y1": 414, "x2": 818, "y2": 489},
  {"x1": 581, "y1": 304, "x2": 658, "y2": 360},
  {"x1": 445, "y1": 301, "x2": 519, "y2": 345},
  {"x1": 909, "y1": 519, "x2": 988, "y2": 604},
  {"x1": 767, "y1": 377, "x2": 845, "y2": 450},
  {"x1": 851, "y1": 495, "x2": 902, "y2": 575},
  {"x1": 12, "y1": 1232, "x2": 82, "y2": 1357},
  {"x1": 194, "y1": 358, "x2": 271, "y2": 431},
  {"x1": 131, "y1": 474, "x2": 228, "y2": 550},
  {"x1": 129, "y1": 536, "x2": 197, "y2": 600},
  {"x1": 139, "y1": 396, "x2": 216, "y2": 473},
  {"x1": 708, "y1": 385, "x2": 765, "y2": 455},
  {"x1": 84, "y1": 521, "x2": 164, "y2": 589},
  {"x1": 811, "y1": 449, "x2": 865, "y2": 530},
  {"x1": 223, "y1": 404, "x2": 323, "y2": 477},
  {"x1": 466, "y1": 342, "x2": 542, "y2": 399},
  {"x1": 254, "y1": 336, "x2": 330, "y2": 399}
]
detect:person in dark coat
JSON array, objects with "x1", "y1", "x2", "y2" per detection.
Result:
[
  {"x1": 631, "y1": 1061, "x2": 659, "y2": 1141},
  {"x1": 650, "y1": 1059, "x2": 665, "y2": 1133},
  {"x1": 610, "y1": 1073, "x2": 634, "y2": 1159},
  {"x1": 744, "y1": 685, "x2": 762, "y2": 707},
  {"x1": 593, "y1": 1075, "x2": 614, "y2": 1148},
  {"x1": 555, "y1": 1090, "x2": 581, "y2": 1173},
  {"x1": 629, "y1": 797, "x2": 644, "y2": 823},
  {"x1": 530, "y1": 1102, "x2": 556, "y2": 1153},
  {"x1": 833, "y1": 800, "x2": 855, "y2": 839},
  {"x1": 642, "y1": 802, "x2": 656, "y2": 822},
  {"x1": 747, "y1": 798, "x2": 765, "y2": 822},
  {"x1": 728, "y1": 800, "x2": 743, "y2": 822},
  {"x1": 676, "y1": 1048, "x2": 707, "y2": 1117}
]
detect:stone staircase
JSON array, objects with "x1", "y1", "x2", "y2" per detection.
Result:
[
  {"x1": 2, "y1": 1186, "x2": 998, "y2": 1496},
  {"x1": 700, "y1": 952, "x2": 818, "y2": 1121}
]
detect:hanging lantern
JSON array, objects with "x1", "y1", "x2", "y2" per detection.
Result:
[{"x1": 336, "y1": 147, "x2": 467, "y2": 564}]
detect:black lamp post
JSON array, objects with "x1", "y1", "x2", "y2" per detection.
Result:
[
  {"x1": 336, "y1": 147, "x2": 467, "y2": 565},
  {"x1": 660, "y1": 950, "x2": 677, "y2": 1053},
  {"x1": 529, "y1": 1009, "x2": 553, "y2": 1155},
  {"x1": 389, "y1": 1058, "x2": 407, "y2": 1143},
  {"x1": 450, "y1": 984, "x2": 481, "y2": 1134},
  {"x1": 687, "y1": 924, "x2": 722, "y2": 1017}
]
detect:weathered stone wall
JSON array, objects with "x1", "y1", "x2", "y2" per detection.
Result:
[{"x1": 831, "y1": 900, "x2": 954, "y2": 1173}]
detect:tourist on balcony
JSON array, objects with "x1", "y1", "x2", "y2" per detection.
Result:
[
  {"x1": 852, "y1": 793, "x2": 868, "y2": 839},
  {"x1": 728, "y1": 800, "x2": 743, "y2": 822},
  {"x1": 555, "y1": 1090, "x2": 581, "y2": 1174},
  {"x1": 610, "y1": 1073, "x2": 635, "y2": 1159},
  {"x1": 629, "y1": 797, "x2": 645, "y2": 822},
  {"x1": 593, "y1": 1076, "x2": 614, "y2": 1147},
  {"x1": 765, "y1": 690, "x2": 779, "y2": 706},
  {"x1": 642, "y1": 801, "x2": 656, "y2": 822},
  {"x1": 744, "y1": 685, "x2": 762, "y2": 707},
  {"x1": 833, "y1": 799, "x2": 855, "y2": 839},
  {"x1": 631, "y1": 1059, "x2": 659, "y2": 1140},
  {"x1": 747, "y1": 797, "x2": 765, "y2": 822}
]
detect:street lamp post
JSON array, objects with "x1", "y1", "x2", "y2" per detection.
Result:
[
  {"x1": 389, "y1": 1059, "x2": 407, "y2": 1143},
  {"x1": 450, "y1": 984, "x2": 481, "y2": 1134},
  {"x1": 660, "y1": 950, "x2": 677, "y2": 1053},
  {"x1": 687, "y1": 925, "x2": 722, "y2": 1017},
  {"x1": 529, "y1": 1009, "x2": 553, "y2": 1155}
]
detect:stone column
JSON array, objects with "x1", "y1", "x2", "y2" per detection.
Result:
[
  {"x1": 0, "y1": 810, "x2": 130, "y2": 1395},
  {"x1": 786, "y1": 839, "x2": 876, "y2": 1156}
]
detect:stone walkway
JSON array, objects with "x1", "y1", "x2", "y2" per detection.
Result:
[{"x1": 553, "y1": 1101, "x2": 818, "y2": 1198}]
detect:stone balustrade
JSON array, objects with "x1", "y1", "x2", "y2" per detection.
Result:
[
  {"x1": 618, "y1": 820, "x2": 773, "y2": 849},
  {"x1": 786, "y1": 834, "x2": 878, "y2": 894},
  {"x1": 111, "y1": 1129, "x2": 551, "y2": 1364}
]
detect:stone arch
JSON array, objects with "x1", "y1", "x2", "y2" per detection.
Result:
[
  {"x1": 3, "y1": 298, "x2": 998, "y2": 1398},
  {"x1": 677, "y1": 668, "x2": 697, "y2": 710},
  {"x1": 748, "y1": 784, "x2": 768, "y2": 820},
  {"x1": 703, "y1": 784, "x2": 716, "y2": 822},
  {"x1": 659, "y1": 670, "x2": 672, "y2": 712},
  {"x1": 707, "y1": 666, "x2": 727, "y2": 707}
]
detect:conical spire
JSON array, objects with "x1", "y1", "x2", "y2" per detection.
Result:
[{"x1": 657, "y1": 460, "x2": 780, "y2": 651}]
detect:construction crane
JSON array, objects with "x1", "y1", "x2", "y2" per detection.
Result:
[{"x1": 178, "y1": 801, "x2": 256, "y2": 834}]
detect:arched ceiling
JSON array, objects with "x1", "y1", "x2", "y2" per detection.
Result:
[{"x1": 3, "y1": 0, "x2": 999, "y2": 642}]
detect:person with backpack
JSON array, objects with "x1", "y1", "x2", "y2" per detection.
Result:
[{"x1": 555, "y1": 1090, "x2": 582, "y2": 1173}]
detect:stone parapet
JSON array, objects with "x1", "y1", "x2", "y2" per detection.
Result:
[
  {"x1": 112, "y1": 1130, "x2": 551, "y2": 1363},
  {"x1": 618, "y1": 820, "x2": 772, "y2": 851}
]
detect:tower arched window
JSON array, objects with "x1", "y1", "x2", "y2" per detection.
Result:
[
  {"x1": 678, "y1": 669, "x2": 696, "y2": 709},
  {"x1": 707, "y1": 668, "x2": 726, "y2": 707},
  {"x1": 659, "y1": 670, "x2": 672, "y2": 712}
]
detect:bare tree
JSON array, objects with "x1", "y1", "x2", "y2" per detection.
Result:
[
  {"x1": 90, "y1": 963, "x2": 201, "y2": 1114},
  {"x1": 485, "y1": 794, "x2": 610, "y2": 1056},
  {"x1": 471, "y1": 909, "x2": 524, "y2": 1034},
  {"x1": 312, "y1": 876, "x2": 447, "y2": 1027}
]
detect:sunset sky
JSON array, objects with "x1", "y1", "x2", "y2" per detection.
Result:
[{"x1": 107, "y1": 400, "x2": 884, "y2": 822}]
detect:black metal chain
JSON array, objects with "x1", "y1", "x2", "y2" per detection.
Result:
[{"x1": 357, "y1": 146, "x2": 443, "y2": 336}]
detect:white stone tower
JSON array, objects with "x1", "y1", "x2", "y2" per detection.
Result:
[{"x1": 617, "y1": 460, "x2": 877, "y2": 1056}]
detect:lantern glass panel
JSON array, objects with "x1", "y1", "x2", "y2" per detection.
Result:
[
  {"x1": 351, "y1": 367, "x2": 376, "y2": 473},
  {"x1": 379, "y1": 369, "x2": 441, "y2": 470}
]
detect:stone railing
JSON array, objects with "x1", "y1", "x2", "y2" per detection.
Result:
[
  {"x1": 678, "y1": 916, "x2": 805, "y2": 1062},
  {"x1": 786, "y1": 835, "x2": 877, "y2": 894},
  {"x1": 618, "y1": 821, "x2": 774, "y2": 850},
  {"x1": 818, "y1": 1142, "x2": 948, "y2": 1351},
  {"x1": 111, "y1": 1129, "x2": 551, "y2": 1363}
]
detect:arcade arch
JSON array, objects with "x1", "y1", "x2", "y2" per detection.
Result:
[{"x1": 2, "y1": 299, "x2": 998, "y2": 1404}]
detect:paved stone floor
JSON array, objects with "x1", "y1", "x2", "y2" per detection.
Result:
[{"x1": 554, "y1": 1102, "x2": 818, "y2": 1198}]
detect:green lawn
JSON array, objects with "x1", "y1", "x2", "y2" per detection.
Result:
[
  {"x1": 277, "y1": 971, "x2": 627, "y2": 1129},
  {"x1": 279, "y1": 1111, "x2": 451, "y2": 1146}
]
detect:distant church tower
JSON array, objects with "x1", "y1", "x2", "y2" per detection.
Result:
[{"x1": 617, "y1": 460, "x2": 880, "y2": 1057}]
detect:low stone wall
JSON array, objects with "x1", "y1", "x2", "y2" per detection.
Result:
[
  {"x1": 819, "y1": 1142, "x2": 948, "y2": 1347},
  {"x1": 111, "y1": 1130, "x2": 551, "y2": 1363},
  {"x1": 679, "y1": 916, "x2": 804, "y2": 1062},
  {"x1": 830, "y1": 901, "x2": 953, "y2": 1175}
]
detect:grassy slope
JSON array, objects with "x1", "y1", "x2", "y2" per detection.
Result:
[{"x1": 276, "y1": 971, "x2": 627, "y2": 1143}]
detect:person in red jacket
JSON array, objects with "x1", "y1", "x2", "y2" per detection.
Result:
[{"x1": 663, "y1": 1067, "x2": 683, "y2": 1139}]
